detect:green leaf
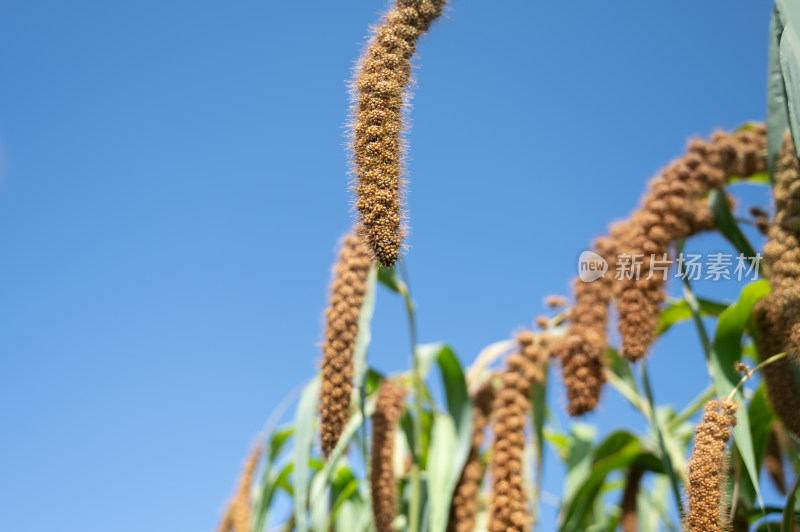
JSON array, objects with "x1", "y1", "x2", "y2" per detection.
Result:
[
  {"x1": 604, "y1": 348, "x2": 644, "y2": 412},
  {"x1": 558, "y1": 423, "x2": 596, "y2": 527},
  {"x1": 729, "y1": 172, "x2": 771, "y2": 185},
  {"x1": 353, "y1": 264, "x2": 378, "y2": 390},
  {"x1": 708, "y1": 279, "x2": 772, "y2": 508},
  {"x1": 709, "y1": 189, "x2": 758, "y2": 260},
  {"x1": 309, "y1": 392, "x2": 378, "y2": 531},
  {"x1": 768, "y1": 5, "x2": 789, "y2": 181},
  {"x1": 293, "y1": 376, "x2": 321, "y2": 532},
  {"x1": 377, "y1": 265, "x2": 405, "y2": 294},
  {"x1": 777, "y1": 0, "x2": 800, "y2": 162},
  {"x1": 252, "y1": 426, "x2": 295, "y2": 532},
  {"x1": 431, "y1": 345, "x2": 472, "y2": 475},
  {"x1": 560, "y1": 431, "x2": 660, "y2": 532},
  {"x1": 740, "y1": 385, "x2": 778, "y2": 507},
  {"x1": 530, "y1": 361, "x2": 549, "y2": 524},
  {"x1": 427, "y1": 413, "x2": 459, "y2": 532},
  {"x1": 641, "y1": 363, "x2": 685, "y2": 518},
  {"x1": 253, "y1": 461, "x2": 294, "y2": 532},
  {"x1": 783, "y1": 473, "x2": 800, "y2": 532},
  {"x1": 656, "y1": 298, "x2": 729, "y2": 337},
  {"x1": 268, "y1": 427, "x2": 294, "y2": 465}
]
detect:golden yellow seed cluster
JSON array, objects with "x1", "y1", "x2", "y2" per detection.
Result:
[
  {"x1": 447, "y1": 382, "x2": 495, "y2": 532},
  {"x1": 352, "y1": 0, "x2": 446, "y2": 267},
  {"x1": 371, "y1": 379, "x2": 407, "y2": 532},
  {"x1": 217, "y1": 443, "x2": 262, "y2": 532},
  {"x1": 685, "y1": 400, "x2": 738, "y2": 532},
  {"x1": 615, "y1": 127, "x2": 766, "y2": 361},
  {"x1": 619, "y1": 467, "x2": 644, "y2": 532},
  {"x1": 319, "y1": 233, "x2": 372, "y2": 457},
  {"x1": 488, "y1": 331, "x2": 550, "y2": 532}
]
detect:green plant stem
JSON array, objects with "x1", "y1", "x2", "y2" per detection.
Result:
[
  {"x1": 399, "y1": 260, "x2": 423, "y2": 532},
  {"x1": 666, "y1": 384, "x2": 715, "y2": 432},
  {"x1": 726, "y1": 352, "x2": 788, "y2": 402},
  {"x1": 641, "y1": 359, "x2": 686, "y2": 519}
]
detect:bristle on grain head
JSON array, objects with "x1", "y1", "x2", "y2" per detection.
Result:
[
  {"x1": 488, "y1": 369, "x2": 531, "y2": 532},
  {"x1": 685, "y1": 400, "x2": 738, "y2": 532},
  {"x1": 615, "y1": 127, "x2": 767, "y2": 362},
  {"x1": 351, "y1": 0, "x2": 446, "y2": 267},
  {"x1": 447, "y1": 381, "x2": 495, "y2": 532},
  {"x1": 371, "y1": 379, "x2": 407, "y2": 532},
  {"x1": 319, "y1": 232, "x2": 372, "y2": 457}
]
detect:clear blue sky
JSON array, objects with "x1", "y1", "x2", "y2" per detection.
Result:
[{"x1": 0, "y1": 1, "x2": 776, "y2": 531}]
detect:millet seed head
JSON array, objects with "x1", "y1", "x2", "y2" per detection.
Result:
[
  {"x1": 447, "y1": 381, "x2": 495, "y2": 532},
  {"x1": 615, "y1": 127, "x2": 766, "y2": 361},
  {"x1": 684, "y1": 400, "x2": 738, "y2": 532},
  {"x1": 319, "y1": 232, "x2": 372, "y2": 457},
  {"x1": 350, "y1": 0, "x2": 446, "y2": 267},
  {"x1": 371, "y1": 379, "x2": 407, "y2": 532}
]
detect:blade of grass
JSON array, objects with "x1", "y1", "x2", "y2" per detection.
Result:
[
  {"x1": 640, "y1": 360, "x2": 685, "y2": 519},
  {"x1": 293, "y1": 376, "x2": 321, "y2": 532}
]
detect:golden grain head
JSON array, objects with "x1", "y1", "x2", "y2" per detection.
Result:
[
  {"x1": 320, "y1": 232, "x2": 372, "y2": 457},
  {"x1": 685, "y1": 400, "x2": 737, "y2": 532},
  {"x1": 371, "y1": 379, "x2": 407, "y2": 532},
  {"x1": 352, "y1": 0, "x2": 446, "y2": 267}
]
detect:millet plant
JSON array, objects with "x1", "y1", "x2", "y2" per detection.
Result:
[{"x1": 215, "y1": 1, "x2": 800, "y2": 531}]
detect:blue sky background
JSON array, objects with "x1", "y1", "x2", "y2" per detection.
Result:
[{"x1": 0, "y1": 1, "x2": 781, "y2": 531}]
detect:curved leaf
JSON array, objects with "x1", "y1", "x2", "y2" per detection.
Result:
[{"x1": 293, "y1": 376, "x2": 321, "y2": 532}]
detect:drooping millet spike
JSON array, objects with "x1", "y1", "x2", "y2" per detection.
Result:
[
  {"x1": 755, "y1": 296, "x2": 800, "y2": 437},
  {"x1": 447, "y1": 382, "x2": 495, "y2": 532},
  {"x1": 615, "y1": 126, "x2": 767, "y2": 361},
  {"x1": 764, "y1": 135, "x2": 800, "y2": 360},
  {"x1": 487, "y1": 331, "x2": 550, "y2": 532},
  {"x1": 753, "y1": 135, "x2": 800, "y2": 437},
  {"x1": 559, "y1": 226, "x2": 623, "y2": 416},
  {"x1": 319, "y1": 232, "x2": 372, "y2": 457},
  {"x1": 217, "y1": 442, "x2": 262, "y2": 532},
  {"x1": 352, "y1": 0, "x2": 446, "y2": 267},
  {"x1": 685, "y1": 400, "x2": 738, "y2": 532},
  {"x1": 371, "y1": 379, "x2": 407, "y2": 532}
]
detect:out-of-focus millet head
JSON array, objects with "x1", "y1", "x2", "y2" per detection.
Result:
[
  {"x1": 685, "y1": 400, "x2": 738, "y2": 532},
  {"x1": 370, "y1": 379, "x2": 407, "y2": 532},
  {"x1": 487, "y1": 331, "x2": 550, "y2": 532},
  {"x1": 559, "y1": 227, "x2": 620, "y2": 416},
  {"x1": 447, "y1": 382, "x2": 495, "y2": 532},
  {"x1": 217, "y1": 443, "x2": 262, "y2": 532},
  {"x1": 319, "y1": 232, "x2": 372, "y2": 457},
  {"x1": 488, "y1": 371, "x2": 531, "y2": 532},
  {"x1": 764, "y1": 135, "x2": 800, "y2": 360},
  {"x1": 615, "y1": 127, "x2": 766, "y2": 361},
  {"x1": 351, "y1": 0, "x2": 446, "y2": 267}
]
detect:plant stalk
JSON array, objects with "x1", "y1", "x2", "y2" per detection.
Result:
[{"x1": 399, "y1": 261, "x2": 423, "y2": 532}]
